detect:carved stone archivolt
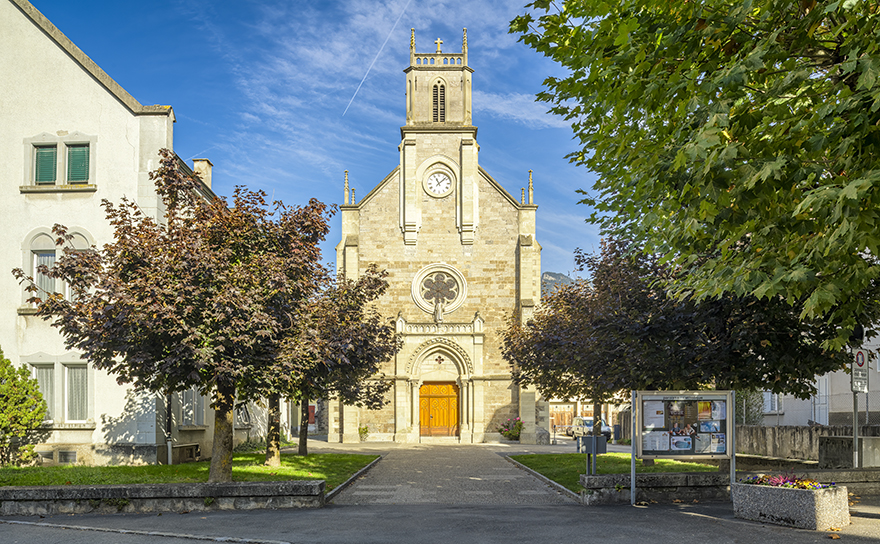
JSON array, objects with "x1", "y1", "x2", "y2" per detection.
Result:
[{"x1": 406, "y1": 337, "x2": 474, "y2": 376}]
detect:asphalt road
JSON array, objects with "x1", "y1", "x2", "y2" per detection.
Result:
[{"x1": 2, "y1": 440, "x2": 879, "y2": 543}]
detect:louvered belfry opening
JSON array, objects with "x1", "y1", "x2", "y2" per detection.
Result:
[{"x1": 433, "y1": 84, "x2": 445, "y2": 122}]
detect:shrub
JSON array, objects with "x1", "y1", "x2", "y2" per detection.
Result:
[
  {"x1": 358, "y1": 425, "x2": 369, "y2": 442},
  {"x1": 498, "y1": 417, "x2": 523, "y2": 440},
  {"x1": 0, "y1": 347, "x2": 49, "y2": 466}
]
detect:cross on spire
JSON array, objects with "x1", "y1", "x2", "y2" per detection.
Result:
[{"x1": 434, "y1": 38, "x2": 443, "y2": 53}]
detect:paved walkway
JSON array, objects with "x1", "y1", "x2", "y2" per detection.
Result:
[
  {"x1": 2, "y1": 439, "x2": 879, "y2": 543},
  {"x1": 330, "y1": 443, "x2": 577, "y2": 505}
]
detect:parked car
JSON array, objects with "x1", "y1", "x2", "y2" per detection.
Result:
[{"x1": 569, "y1": 416, "x2": 612, "y2": 440}]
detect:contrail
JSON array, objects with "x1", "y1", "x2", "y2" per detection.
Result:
[{"x1": 343, "y1": 0, "x2": 413, "y2": 116}]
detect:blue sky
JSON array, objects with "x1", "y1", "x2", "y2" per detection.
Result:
[{"x1": 31, "y1": 0, "x2": 600, "y2": 277}]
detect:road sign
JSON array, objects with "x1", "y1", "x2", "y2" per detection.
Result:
[{"x1": 852, "y1": 349, "x2": 869, "y2": 393}]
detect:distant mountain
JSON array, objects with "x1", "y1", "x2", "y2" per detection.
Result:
[{"x1": 541, "y1": 272, "x2": 574, "y2": 294}]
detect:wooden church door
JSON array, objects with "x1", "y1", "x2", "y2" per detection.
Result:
[{"x1": 419, "y1": 382, "x2": 459, "y2": 436}]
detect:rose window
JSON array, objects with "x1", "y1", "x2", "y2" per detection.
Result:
[
  {"x1": 411, "y1": 264, "x2": 468, "y2": 316},
  {"x1": 421, "y1": 272, "x2": 458, "y2": 306}
]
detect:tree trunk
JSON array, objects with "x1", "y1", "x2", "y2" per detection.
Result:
[
  {"x1": 593, "y1": 402, "x2": 602, "y2": 436},
  {"x1": 208, "y1": 383, "x2": 236, "y2": 482},
  {"x1": 265, "y1": 392, "x2": 281, "y2": 467},
  {"x1": 298, "y1": 395, "x2": 309, "y2": 456}
]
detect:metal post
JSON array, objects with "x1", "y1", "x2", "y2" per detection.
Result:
[
  {"x1": 591, "y1": 435, "x2": 598, "y2": 475},
  {"x1": 165, "y1": 392, "x2": 173, "y2": 466},
  {"x1": 730, "y1": 391, "x2": 736, "y2": 488},
  {"x1": 631, "y1": 390, "x2": 637, "y2": 506},
  {"x1": 854, "y1": 392, "x2": 860, "y2": 469}
]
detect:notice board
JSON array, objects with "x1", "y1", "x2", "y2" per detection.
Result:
[{"x1": 635, "y1": 391, "x2": 733, "y2": 460}]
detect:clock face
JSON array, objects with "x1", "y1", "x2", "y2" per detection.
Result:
[{"x1": 426, "y1": 173, "x2": 452, "y2": 195}]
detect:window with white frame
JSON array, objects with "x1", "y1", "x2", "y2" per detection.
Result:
[
  {"x1": 23, "y1": 230, "x2": 92, "y2": 305},
  {"x1": 32, "y1": 364, "x2": 54, "y2": 421},
  {"x1": 23, "y1": 355, "x2": 91, "y2": 425},
  {"x1": 181, "y1": 387, "x2": 205, "y2": 426},
  {"x1": 235, "y1": 402, "x2": 251, "y2": 427},
  {"x1": 65, "y1": 365, "x2": 88, "y2": 422},
  {"x1": 23, "y1": 132, "x2": 96, "y2": 188},
  {"x1": 30, "y1": 233, "x2": 56, "y2": 298},
  {"x1": 762, "y1": 391, "x2": 783, "y2": 414}
]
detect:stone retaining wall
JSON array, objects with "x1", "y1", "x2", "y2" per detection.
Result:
[
  {"x1": 0, "y1": 480, "x2": 325, "y2": 516},
  {"x1": 736, "y1": 425, "x2": 880, "y2": 460},
  {"x1": 580, "y1": 469, "x2": 880, "y2": 506}
]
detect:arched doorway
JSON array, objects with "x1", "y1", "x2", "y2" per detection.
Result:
[
  {"x1": 420, "y1": 382, "x2": 459, "y2": 436},
  {"x1": 406, "y1": 337, "x2": 476, "y2": 442}
]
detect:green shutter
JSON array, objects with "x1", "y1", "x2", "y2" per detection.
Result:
[
  {"x1": 34, "y1": 146, "x2": 57, "y2": 184},
  {"x1": 67, "y1": 144, "x2": 89, "y2": 183}
]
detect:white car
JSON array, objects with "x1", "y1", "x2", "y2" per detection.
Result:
[{"x1": 569, "y1": 416, "x2": 612, "y2": 440}]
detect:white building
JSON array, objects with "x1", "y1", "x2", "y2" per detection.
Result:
[
  {"x1": 762, "y1": 341, "x2": 880, "y2": 428},
  {"x1": 1, "y1": 0, "x2": 265, "y2": 465}
]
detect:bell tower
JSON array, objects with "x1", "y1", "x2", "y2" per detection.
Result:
[
  {"x1": 405, "y1": 28, "x2": 472, "y2": 126},
  {"x1": 399, "y1": 29, "x2": 479, "y2": 246}
]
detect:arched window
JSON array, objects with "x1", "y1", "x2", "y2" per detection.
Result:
[
  {"x1": 433, "y1": 84, "x2": 446, "y2": 123},
  {"x1": 30, "y1": 233, "x2": 56, "y2": 296},
  {"x1": 24, "y1": 229, "x2": 91, "y2": 303}
]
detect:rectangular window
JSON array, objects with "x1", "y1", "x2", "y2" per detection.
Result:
[
  {"x1": 181, "y1": 387, "x2": 204, "y2": 426},
  {"x1": 762, "y1": 391, "x2": 783, "y2": 414},
  {"x1": 34, "y1": 145, "x2": 57, "y2": 184},
  {"x1": 66, "y1": 144, "x2": 89, "y2": 183},
  {"x1": 33, "y1": 365, "x2": 54, "y2": 420},
  {"x1": 33, "y1": 250, "x2": 56, "y2": 295},
  {"x1": 66, "y1": 366, "x2": 88, "y2": 421},
  {"x1": 58, "y1": 451, "x2": 77, "y2": 464}
]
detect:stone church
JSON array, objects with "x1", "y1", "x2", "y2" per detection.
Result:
[{"x1": 331, "y1": 30, "x2": 549, "y2": 444}]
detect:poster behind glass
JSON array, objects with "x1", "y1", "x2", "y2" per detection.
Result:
[{"x1": 636, "y1": 391, "x2": 732, "y2": 460}]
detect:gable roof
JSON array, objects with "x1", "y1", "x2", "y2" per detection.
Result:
[{"x1": 9, "y1": 0, "x2": 173, "y2": 118}]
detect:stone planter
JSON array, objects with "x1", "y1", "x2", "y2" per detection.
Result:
[{"x1": 731, "y1": 482, "x2": 850, "y2": 530}]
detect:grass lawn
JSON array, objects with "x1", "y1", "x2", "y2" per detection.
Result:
[
  {"x1": 0, "y1": 453, "x2": 377, "y2": 493},
  {"x1": 510, "y1": 452, "x2": 718, "y2": 493}
]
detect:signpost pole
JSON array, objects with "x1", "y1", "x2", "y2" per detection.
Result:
[
  {"x1": 854, "y1": 391, "x2": 859, "y2": 469},
  {"x1": 852, "y1": 349, "x2": 869, "y2": 469},
  {"x1": 730, "y1": 391, "x2": 736, "y2": 487},
  {"x1": 631, "y1": 390, "x2": 636, "y2": 506}
]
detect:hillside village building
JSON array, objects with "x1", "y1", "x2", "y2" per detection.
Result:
[
  {"x1": 332, "y1": 30, "x2": 550, "y2": 444},
  {"x1": 0, "y1": 0, "x2": 267, "y2": 465}
]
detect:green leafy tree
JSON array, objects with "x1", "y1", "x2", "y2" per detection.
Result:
[
  {"x1": 0, "y1": 347, "x2": 48, "y2": 466},
  {"x1": 512, "y1": 1, "x2": 880, "y2": 346},
  {"x1": 13, "y1": 150, "x2": 331, "y2": 481},
  {"x1": 502, "y1": 238, "x2": 848, "y2": 403}
]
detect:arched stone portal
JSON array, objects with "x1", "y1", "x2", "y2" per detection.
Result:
[{"x1": 408, "y1": 337, "x2": 476, "y2": 442}]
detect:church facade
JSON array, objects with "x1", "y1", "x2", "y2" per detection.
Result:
[{"x1": 332, "y1": 30, "x2": 549, "y2": 444}]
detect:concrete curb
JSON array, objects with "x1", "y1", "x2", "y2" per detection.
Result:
[
  {"x1": 504, "y1": 455, "x2": 582, "y2": 504},
  {"x1": 326, "y1": 454, "x2": 382, "y2": 503},
  {"x1": 0, "y1": 519, "x2": 294, "y2": 543}
]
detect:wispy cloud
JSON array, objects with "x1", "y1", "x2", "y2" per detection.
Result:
[
  {"x1": 473, "y1": 90, "x2": 568, "y2": 129},
  {"x1": 168, "y1": 0, "x2": 590, "y2": 275}
]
